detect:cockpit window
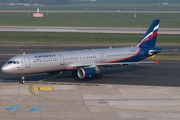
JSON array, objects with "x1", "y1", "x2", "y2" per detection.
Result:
[
  {"x1": 8, "y1": 61, "x2": 13, "y2": 64},
  {"x1": 7, "y1": 61, "x2": 19, "y2": 64}
]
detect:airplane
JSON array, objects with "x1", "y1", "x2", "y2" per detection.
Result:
[{"x1": 1, "y1": 19, "x2": 162, "y2": 84}]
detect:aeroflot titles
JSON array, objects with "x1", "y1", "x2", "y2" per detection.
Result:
[{"x1": 35, "y1": 54, "x2": 56, "y2": 58}]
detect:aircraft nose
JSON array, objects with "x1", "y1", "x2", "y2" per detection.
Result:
[{"x1": 1, "y1": 65, "x2": 10, "y2": 74}]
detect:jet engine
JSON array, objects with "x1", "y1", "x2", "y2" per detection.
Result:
[{"x1": 77, "y1": 68, "x2": 96, "y2": 79}]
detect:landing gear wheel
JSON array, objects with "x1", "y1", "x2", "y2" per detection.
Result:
[
  {"x1": 95, "y1": 73, "x2": 102, "y2": 79},
  {"x1": 20, "y1": 80, "x2": 25, "y2": 84},
  {"x1": 20, "y1": 75, "x2": 25, "y2": 84}
]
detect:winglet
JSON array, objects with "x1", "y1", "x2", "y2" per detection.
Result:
[
  {"x1": 155, "y1": 59, "x2": 159, "y2": 65},
  {"x1": 53, "y1": 50, "x2": 56, "y2": 52}
]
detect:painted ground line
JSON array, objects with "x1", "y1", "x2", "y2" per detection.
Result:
[
  {"x1": 0, "y1": 106, "x2": 30, "y2": 118},
  {"x1": 7, "y1": 106, "x2": 22, "y2": 110}
]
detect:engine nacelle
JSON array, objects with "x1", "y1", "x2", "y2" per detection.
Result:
[{"x1": 77, "y1": 68, "x2": 96, "y2": 79}]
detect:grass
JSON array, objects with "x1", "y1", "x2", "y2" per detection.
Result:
[
  {"x1": 0, "y1": 31, "x2": 180, "y2": 46},
  {"x1": 0, "y1": 53, "x2": 21, "y2": 56},
  {"x1": 0, "y1": 12, "x2": 180, "y2": 28}
]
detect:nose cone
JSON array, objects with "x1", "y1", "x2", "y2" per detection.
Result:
[{"x1": 1, "y1": 64, "x2": 10, "y2": 74}]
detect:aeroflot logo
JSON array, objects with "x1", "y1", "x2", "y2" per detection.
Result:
[
  {"x1": 35, "y1": 54, "x2": 56, "y2": 58},
  {"x1": 137, "y1": 24, "x2": 159, "y2": 47},
  {"x1": 142, "y1": 24, "x2": 159, "y2": 42}
]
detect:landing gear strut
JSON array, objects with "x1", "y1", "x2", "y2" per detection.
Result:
[
  {"x1": 20, "y1": 75, "x2": 25, "y2": 84},
  {"x1": 94, "y1": 66, "x2": 103, "y2": 79}
]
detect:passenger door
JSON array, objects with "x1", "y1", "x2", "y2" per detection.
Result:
[
  {"x1": 59, "y1": 54, "x2": 65, "y2": 65},
  {"x1": 24, "y1": 57, "x2": 30, "y2": 68},
  {"x1": 100, "y1": 53, "x2": 105, "y2": 62}
]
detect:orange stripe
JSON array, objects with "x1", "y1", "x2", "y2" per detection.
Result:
[
  {"x1": 103, "y1": 47, "x2": 140, "y2": 63},
  {"x1": 66, "y1": 67, "x2": 78, "y2": 70}
]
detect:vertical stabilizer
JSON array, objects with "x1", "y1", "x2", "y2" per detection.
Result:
[{"x1": 137, "y1": 19, "x2": 160, "y2": 48}]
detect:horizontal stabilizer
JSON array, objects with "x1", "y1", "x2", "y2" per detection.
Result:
[
  {"x1": 149, "y1": 49, "x2": 178, "y2": 55},
  {"x1": 155, "y1": 59, "x2": 159, "y2": 65}
]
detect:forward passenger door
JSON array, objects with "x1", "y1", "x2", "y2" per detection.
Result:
[{"x1": 24, "y1": 57, "x2": 30, "y2": 68}]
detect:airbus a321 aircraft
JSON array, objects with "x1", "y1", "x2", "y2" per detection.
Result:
[{"x1": 1, "y1": 19, "x2": 162, "y2": 83}]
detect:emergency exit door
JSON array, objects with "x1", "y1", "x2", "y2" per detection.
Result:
[{"x1": 59, "y1": 54, "x2": 65, "y2": 65}]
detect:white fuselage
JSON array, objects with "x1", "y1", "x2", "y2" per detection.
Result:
[{"x1": 1, "y1": 46, "x2": 140, "y2": 75}]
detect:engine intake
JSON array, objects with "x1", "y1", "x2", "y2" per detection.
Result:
[{"x1": 77, "y1": 68, "x2": 96, "y2": 79}]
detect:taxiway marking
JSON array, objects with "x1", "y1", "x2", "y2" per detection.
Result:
[
  {"x1": 0, "y1": 106, "x2": 30, "y2": 118},
  {"x1": 33, "y1": 87, "x2": 53, "y2": 91}
]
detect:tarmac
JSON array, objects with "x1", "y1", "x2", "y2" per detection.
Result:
[
  {"x1": 0, "y1": 46, "x2": 180, "y2": 120},
  {"x1": 1, "y1": 26, "x2": 180, "y2": 34}
]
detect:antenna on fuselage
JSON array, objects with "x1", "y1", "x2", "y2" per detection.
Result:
[{"x1": 23, "y1": 52, "x2": 25, "y2": 55}]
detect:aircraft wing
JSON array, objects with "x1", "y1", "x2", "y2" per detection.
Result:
[{"x1": 70, "y1": 59, "x2": 159, "y2": 68}]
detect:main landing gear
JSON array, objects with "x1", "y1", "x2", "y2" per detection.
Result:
[
  {"x1": 95, "y1": 66, "x2": 103, "y2": 79},
  {"x1": 20, "y1": 75, "x2": 25, "y2": 84}
]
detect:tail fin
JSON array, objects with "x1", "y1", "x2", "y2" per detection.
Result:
[{"x1": 137, "y1": 19, "x2": 160, "y2": 48}]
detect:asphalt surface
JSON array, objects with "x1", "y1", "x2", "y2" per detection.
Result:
[
  {"x1": 1, "y1": 26, "x2": 180, "y2": 34},
  {"x1": 0, "y1": 46, "x2": 180, "y2": 87},
  {"x1": 0, "y1": 46, "x2": 180, "y2": 120}
]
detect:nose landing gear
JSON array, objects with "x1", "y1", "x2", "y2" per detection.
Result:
[{"x1": 20, "y1": 75, "x2": 25, "y2": 84}]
